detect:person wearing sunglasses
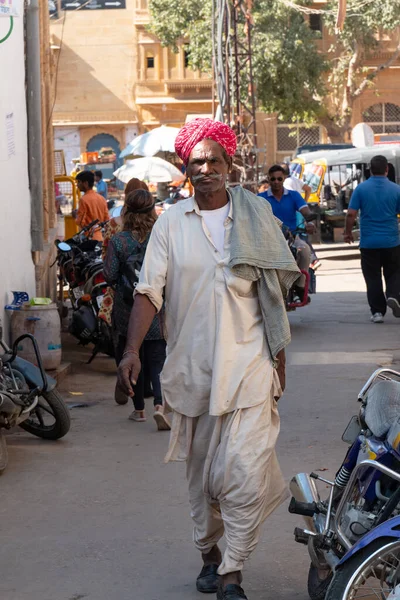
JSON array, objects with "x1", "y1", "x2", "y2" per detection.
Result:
[{"x1": 258, "y1": 164, "x2": 316, "y2": 301}]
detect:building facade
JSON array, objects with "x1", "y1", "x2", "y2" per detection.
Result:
[
  {"x1": 50, "y1": 0, "x2": 212, "y2": 172},
  {"x1": 271, "y1": 12, "x2": 400, "y2": 163},
  {"x1": 50, "y1": 0, "x2": 400, "y2": 170}
]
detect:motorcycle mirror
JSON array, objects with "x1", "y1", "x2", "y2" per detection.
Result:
[{"x1": 57, "y1": 242, "x2": 72, "y2": 252}]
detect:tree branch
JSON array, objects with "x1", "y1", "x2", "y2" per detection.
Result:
[
  {"x1": 342, "y1": 42, "x2": 360, "y2": 115},
  {"x1": 347, "y1": 42, "x2": 360, "y2": 96},
  {"x1": 353, "y1": 41, "x2": 400, "y2": 98}
]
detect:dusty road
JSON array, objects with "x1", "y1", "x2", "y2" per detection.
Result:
[{"x1": 1, "y1": 253, "x2": 400, "y2": 600}]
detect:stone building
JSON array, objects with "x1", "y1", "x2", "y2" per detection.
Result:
[
  {"x1": 50, "y1": 0, "x2": 212, "y2": 172},
  {"x1": 49, "y1": 0, "x2": 400, "y2": 170}
]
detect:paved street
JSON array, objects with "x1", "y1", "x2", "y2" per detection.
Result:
[{"x1": 1, "y1": 252, "x2": 400, "y2": 600}]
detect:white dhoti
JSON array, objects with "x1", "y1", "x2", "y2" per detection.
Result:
[{"x1": 165, "y1": 371, "x2": 288, "y2": 575}]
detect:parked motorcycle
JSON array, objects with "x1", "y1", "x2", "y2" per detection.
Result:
[
  {"x1": 0, "y1": 328, "x2": 70, "y2": 472},
  {"x1": 54, "y1": 221, "x2": 114, "y2": 363},
  {"x1": 55, "y1": 219, "x2": 104, "y2": 310},
  {"x1": 289, "y1": 367, "x2": 400, "y2": 599}
]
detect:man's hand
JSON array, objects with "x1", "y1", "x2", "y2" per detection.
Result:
[
  {"x1": 344, "y1": 209, "x2": 357, "y2": 245},
  {"x1": 275, "y1": 349, "x2": 286, "y2": 397},
  {"x1": 117, "y1": 353, "x2": 141, "y2": 397},
  {"x1": 305, "y1": 222, "x2": 316, "y2": 234},
  {"x1": 344, "y1": 232, "x2": 354, "y2": 244}
]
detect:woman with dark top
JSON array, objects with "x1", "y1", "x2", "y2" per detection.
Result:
[
  {"x1": 103, "y1": 189, "x2": 169, "y2": 431},
  {"x1": 99, "y1": 178, "x2": 149, "y2": 326}
]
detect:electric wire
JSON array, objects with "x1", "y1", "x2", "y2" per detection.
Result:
[{"x1": 47, "y1": 8, "x2": 67, "y2": 132}]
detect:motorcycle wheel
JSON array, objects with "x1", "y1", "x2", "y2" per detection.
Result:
[
  {"x1": 19, "y1": 389, "x2": 71, "y2": 440},
  {"x1": 325, "y1": 537, "x2": 400, "y2": 600},
  {"x1": 307, "y1": 564, "x2": 332, "y2": 600}
]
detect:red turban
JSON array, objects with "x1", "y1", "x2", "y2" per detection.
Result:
[{"x1": 175, "y1": 118, "x2": 237, "y2": 166}]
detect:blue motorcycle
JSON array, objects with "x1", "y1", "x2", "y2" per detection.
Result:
[{"x1": 290, "y1": 368, "x2": 400, "y2": 599}]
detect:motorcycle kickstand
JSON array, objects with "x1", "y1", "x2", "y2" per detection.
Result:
[{"x1": 87, "y1": 346, "x2": 99, "y2": 365}]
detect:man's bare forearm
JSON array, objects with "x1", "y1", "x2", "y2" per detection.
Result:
[
  {"x1": 276, "y1": 348, "x2": 286, "y2": 393},
  {"x1": 345, "y1": 211, "x2": 357, "y2": 236},
  {"x1": 124, "y1": 294, "x2": 157, "y2": 353}
]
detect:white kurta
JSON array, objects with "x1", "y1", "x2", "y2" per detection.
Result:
[{"x1": 136, "y1": 195, "x2": 273, "y2": 418}]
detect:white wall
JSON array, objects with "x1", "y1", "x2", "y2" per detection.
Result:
[
  {"x1": 0, "y1": 15, "x2": 35, "y2": 334},
  {"x1": 54, "y1": 126, "x2": 81, "y2": 175}
]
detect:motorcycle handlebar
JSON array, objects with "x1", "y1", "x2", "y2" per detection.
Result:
[{"x1": 81, "y1": 219, "x2": 99, "y2": 233}]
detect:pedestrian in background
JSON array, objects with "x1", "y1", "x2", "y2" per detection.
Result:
[
  {"x1": 94, "y1": 170, "x2": 108, "y2": 199},
  {"x1": 345, "y1": 154, "x2": 400, "y2": 323},
  {"x1": 75, "y1": 170, "x2": 109, "y2": 241},
  {"x1": 99, "y1": 178, "x2": 149, "y2": 327},
  {"x1": 99, "y1": 178, "x2": 154, "y2": 405},
  {"x1": 103, "y1": 189, "x2": 169, "y2": 431}
]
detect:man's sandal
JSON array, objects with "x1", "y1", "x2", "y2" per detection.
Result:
[
  {"x1": 196, "y1": 564, "x2": 220, "y2": 593},
  {"x1": 217, "y1": 583, "x2": 248, "y2": 599}
]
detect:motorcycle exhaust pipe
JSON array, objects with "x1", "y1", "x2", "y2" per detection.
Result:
[{"x1": 289, "y1": 473, "x2": 320, "y2": 532}]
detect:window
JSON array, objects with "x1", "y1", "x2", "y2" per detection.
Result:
[
  {"x1": 146, "y1": 56, "x2": 154, "y2": 69},
  {"x1": 184, "y1": 47, "x2": 190, "y2": 69},
  {"x1": 277, "y1": 122, "x2": 322, "y2": 153},
  {"x1": 363, "y1": 103, "x2": 400, "y2": 134},
  {"x1": 309, "y1": 14, "x2": 322, "y2": 32}
]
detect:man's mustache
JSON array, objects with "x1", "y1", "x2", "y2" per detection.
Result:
[{"x1": 191, "y1": 174, "x2": 223, "y2": 182}]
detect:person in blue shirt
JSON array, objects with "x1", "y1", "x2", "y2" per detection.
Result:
[
  {"x1": 94, "y1": 170, "x2": 108, "y2": 199},
  {"x1": 258, "y1": 164, "x2": 316, "y2": 299},
  {"x1": 345, "y1": 155, "x2": 400, "y2": 323}
]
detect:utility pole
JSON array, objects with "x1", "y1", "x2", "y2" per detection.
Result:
[{"x1": 213, "y1": 0, "x2": 258, "y2": 190}]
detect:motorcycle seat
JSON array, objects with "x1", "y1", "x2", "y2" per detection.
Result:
[
  {"x1": 364, "y1": 379, "x2": 400, "y2": 437},
  {"x1": 86, "y1": 265, "x2": 103, "y2": 278},
  {"x1": 79, "y1": 240, "x2": 99, "y2": 253}
]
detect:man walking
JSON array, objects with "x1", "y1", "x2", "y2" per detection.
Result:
[
  {"x1": 75, "y1": 170, "x2": 109, "y2": 241},
  {"x1": 118, "y1": 118, "x2": 299, "y2": 600},
  {"x1": 94, "y1": 170, "x2": 108, "y2": 199},
  {"x1": 344, "y1": 155, "x2": 400, "y2": 323},
  {"x1": 259, "y1": 164, "x2": 316, "y2": 301}
]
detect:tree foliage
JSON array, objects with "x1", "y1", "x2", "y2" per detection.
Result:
[
  {"x1": 148, "y1": 0, "x2": 213, "y2": 70},
  {"x1": 148, "y1": 0, "x2": 326, "y2": 123},
  {"x1": 149, "y1": 0, "x2": 400, "y2": 139},
  {"x1": 322, "y1": 0, "x2": 400, "y2": 137}
]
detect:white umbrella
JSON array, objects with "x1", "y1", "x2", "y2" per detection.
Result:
[
  {"x1": 120, "y1": 125, "x2": 180, "y2": 158},
  {"x1": 114, "y1": 157, "x2": 185, "y2": 184}
]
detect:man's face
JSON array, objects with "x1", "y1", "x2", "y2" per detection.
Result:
[
  {"x1": 186, "y1": 140, "x2": 231, "y2": 194},
  {"x1": 269, "y1": 170, "x2": 285, "y2": 194},
  {"x1": 94, "y1": 175, "x2": 100, "y2": 183},
  {"x1": 76, "y1": 179, "x2": 87, "y2": 193}
]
